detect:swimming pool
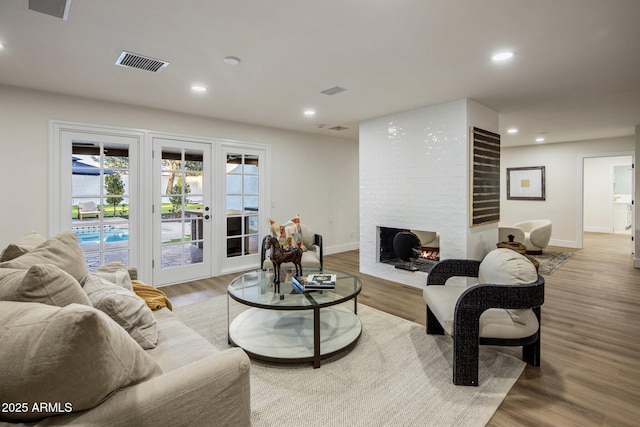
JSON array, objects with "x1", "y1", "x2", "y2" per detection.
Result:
[{"x1": 75, "y1": 227, "x2": 129, "y2": 244}]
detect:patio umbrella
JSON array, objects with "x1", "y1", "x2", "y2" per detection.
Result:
[{"x1": 72, "y1": 157, "x2": 114, "y2": 175}]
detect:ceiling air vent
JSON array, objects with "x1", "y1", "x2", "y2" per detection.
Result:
[
  {"x1": 321, "y1": 86, "x2": 346, "y2": 96},
  {"x1": 115, "y1": 51, "x2": 170, "y2": 72},
  {"x1": 329, "y1": 126, "x2": 349, "y2": 131},
  {"x1": 28, "y1": 0, "x2": 72, "y2": 20}
]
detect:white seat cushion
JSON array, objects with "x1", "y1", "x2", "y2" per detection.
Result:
[
  {"x1": 423, "y1": 285, "x2": 466, "y2": 335},
  {"x1": 478, "y1": 308, "x2": 539, "y2": 339},
  {"x1": 262, "y1": 249, "x2": 320, "y2": 270},
  {"x1": 423, "y1": 285, "x2": 539, "y2": 339}
]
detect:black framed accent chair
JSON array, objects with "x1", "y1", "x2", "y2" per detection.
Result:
[
  {"x1": 261, "y1": 216, "x2": 323, "y2": 271},
  {"x1": 424, "y1": 248, "x2": 544, "y2": 386}
]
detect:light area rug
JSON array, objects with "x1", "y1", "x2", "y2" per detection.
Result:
[
  {"x1": 174, "y1": 296, "x2": 525, "y2": 427},
  {"x1": 529, "y1": 250, "x2": 574, "y2": 275}
]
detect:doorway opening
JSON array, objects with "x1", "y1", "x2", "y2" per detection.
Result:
[{"x1": 582, "y1": 154, "x2": 634, "y2": 252}]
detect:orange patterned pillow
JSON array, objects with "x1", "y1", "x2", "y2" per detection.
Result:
[{"x1": 268, "y1": 216, "x2": 307, "y2": 251}]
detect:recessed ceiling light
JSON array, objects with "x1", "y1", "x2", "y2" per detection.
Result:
[
  {"x1": 223, "y1": 56, "x2": 241, "y2": 65},
  {"x1": 535, "y1": 137, "x2": 545, "y2": 142},
  {"x1": 304, "y1": 109, "x2": 316, "y2": 117},
  {"x1": 507, "y1": 128, "x2": 518, "y2": 134},
  {"x1": 492, "y1": 51, "x2": 515, "y2": 62},
  {"x1": 190, "y1": 84, "x2": 208, "y2": 93}
]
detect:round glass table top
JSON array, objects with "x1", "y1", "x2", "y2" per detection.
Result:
[{"x1": 228, "y1": 268, "x2": 361, "y2": 310}]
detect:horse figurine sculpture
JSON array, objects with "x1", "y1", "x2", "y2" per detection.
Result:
[{"x1": 266, "y1": 236, "x2": 303, "y2": 284}]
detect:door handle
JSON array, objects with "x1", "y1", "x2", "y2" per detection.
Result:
[{"x1": 204, "y1": 215, "x2": 210, "y2": 220}]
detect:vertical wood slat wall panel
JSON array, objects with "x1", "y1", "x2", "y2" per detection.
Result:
[{"x1": 471, "y1": 127, "x2": 500, "y2": 226}]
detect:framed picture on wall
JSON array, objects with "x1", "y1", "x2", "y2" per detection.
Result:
[{"x1": 507, "y1": 166, "x2": 545, "y2": 200}]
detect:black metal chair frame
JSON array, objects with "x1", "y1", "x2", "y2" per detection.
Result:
[
  {"x1": 260, "y1": 233, "x2": 323, "y2": 270},
  {"x1": 426, "y1": 259, "x2": 544, "y2": 386}
]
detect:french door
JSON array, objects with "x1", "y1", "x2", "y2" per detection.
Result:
[
  {"x1": 220, "y1": 144, "x2": 269, "y2": 273},
  {"x1": 52, "y1": 122, "x2": 270, "y2": 284},
  {"x1": 50, "y1": 125, "x2": 141, "y2": 271},
  {"x1": 152, "y1": 137, "x2": 213, "y2": 285}
]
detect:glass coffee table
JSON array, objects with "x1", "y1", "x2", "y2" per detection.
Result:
[{"x1": 227, "y1": 267, "x2": 362, "y2": 368}]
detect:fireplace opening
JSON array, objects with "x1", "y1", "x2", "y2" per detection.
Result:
[{"x1": 378, "y1": 227, "x2": 440, "y2": 273}]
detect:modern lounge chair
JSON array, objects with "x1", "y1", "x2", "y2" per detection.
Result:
[
  {"x1": 424, "y1": 248, "x2": 544, "y2": 386},
  {"x1": 499, "y1": 220, "x2": 552, "y2": 254}
]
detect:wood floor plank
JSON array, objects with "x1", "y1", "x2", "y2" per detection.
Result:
[{"x1": 161, "y1": 232, "x2": 640, "y2": 426}]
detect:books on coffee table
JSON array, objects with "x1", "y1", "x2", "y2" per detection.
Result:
[{"x1": 292, "y1": 274, "x2": 337, "y2": 291}]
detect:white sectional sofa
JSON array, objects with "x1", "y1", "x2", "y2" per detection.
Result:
[{"x1": 0, "y1": 231, "x2": 250, "y2": 426}]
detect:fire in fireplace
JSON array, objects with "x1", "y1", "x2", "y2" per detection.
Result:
[{"x1": 420, "y1": 248, "x2": 440, "y2": 261}]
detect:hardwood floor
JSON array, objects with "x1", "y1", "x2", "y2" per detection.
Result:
[{"x1": 162, "y1": 233, "x2": 640, "y2": 426}]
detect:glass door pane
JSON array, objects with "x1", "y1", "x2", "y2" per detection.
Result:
[
  {"x1": 226, "y1": 153, "x2": 260, "y2": 257},
  {"x1": 160, "y1": 148, "x2": 204, "y2": 266},
  {"x1": 71, "y1": 141, "x2": 130, "y2": 269}
]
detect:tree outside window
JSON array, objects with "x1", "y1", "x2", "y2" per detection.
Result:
[
  {"x1": 169, "y1": 174, "x2": 191, "y2": 217},
  {"x1": 105, "y1": 173, "x2": 125, "y2": 217}
]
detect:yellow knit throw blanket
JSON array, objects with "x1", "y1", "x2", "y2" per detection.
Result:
[{"x1": 132, "y1": 280, "x2": 173, "y2": 311}]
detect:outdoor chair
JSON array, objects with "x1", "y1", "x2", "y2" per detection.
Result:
[
  {"x1": 78, "y1": 201, "x2": 101, "y2": 220},
  {"x1": 424, "y1": 248, "x2": 544, "y2": 386}
]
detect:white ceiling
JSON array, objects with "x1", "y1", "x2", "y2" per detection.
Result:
[{"x1": 1, "y1": 0, "x2": 639, "y2": 147}]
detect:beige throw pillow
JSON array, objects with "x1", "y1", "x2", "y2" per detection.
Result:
[
  {"x1": 0, "y1": 231, "x2": 46, "y2": 262},
  {"x1": 89, "y1": 261, "x2": 134, "y2": 291},
  {"x1": 83, "y1": 274, "x2": 159, "y2": 349},
  {"x1": 0, "y1": 301, "x2": 162, "y2": 423},
  {"x1": 267, "y1": 215, "x2": 307, "y2": 250},
  {"x1": 0, "y1": 231, "x2": 88, "y2": 282},
  {"x1": 0, "y1": 264, "x2": 91, "y2": 307},
  {"x1": 478, "y1": 248, "x2": 538, "y2": 325}
]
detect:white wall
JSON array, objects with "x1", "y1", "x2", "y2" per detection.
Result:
[
  {"x1": 500, "y1": 136, "x2": 635, "y2": 248},
  {"x1": 0, "y1": 85, "x2": 359, "y2": 257},
  {"x1": 359, "y1": 99, "x2": 498, "y2": 288}
]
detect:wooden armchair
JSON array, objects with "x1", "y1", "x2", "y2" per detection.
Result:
[
  {"x1": 78, "y1": 201, "x2": 101, "y2": 220},
  {"x1": 424, "y1": 249, "x2": 544, "y2": 386}
]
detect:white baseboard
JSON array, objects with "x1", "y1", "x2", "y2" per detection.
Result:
[
  {"x1": 634, "y1": 257, "x2": 640, "y2": 269},
  {"x1": 583, "y1": 226, "x2": 612, "y2": 233},
  {"x1": 324, "y1": 242, "x2": 359, "y2": 255},
  {"x1": 549, "y1": 239, "x2": 579, "y2": 249}
]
